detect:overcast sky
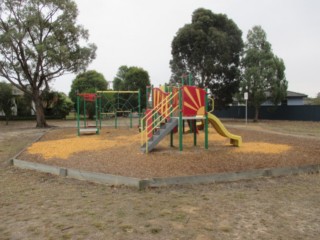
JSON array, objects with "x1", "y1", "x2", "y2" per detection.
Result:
[{"x1": 52, "y1": 0, "x2": 320, "y2": 98}]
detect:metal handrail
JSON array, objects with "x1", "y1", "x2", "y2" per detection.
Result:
[
  {"x1": 209, "y1": 97, "x2": 214, "y2": 112},
  {"x1": 140, "y1": 91, "x2": 179, "y2": 150},
  {"x1": 146, "y1": 105, "x2": 179, "y2": 136},
  {"x1": 140, "y1": 91, "x2": 178, "y2": 127},
  {"x1": 140, "y1": 95, "x2": 167, "y2": 124},
  {"x1": 140, "y1": 92, "x2": 174, "y2": 144},
  {"x1": 141, "y1": 105, "x2": 179, "y2": 153}
]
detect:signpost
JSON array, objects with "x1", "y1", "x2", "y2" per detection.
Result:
[{"x1": 244, "y1": 91, "x2": 248, "y2": 125}]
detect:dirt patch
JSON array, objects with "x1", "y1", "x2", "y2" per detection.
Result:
[
  {"x1": 19, "y1": 124, "x2": 320, "y2": 178},
  {"x1": 1, "y1": 166, "x2": 320, "y2": 240},
  {"x1": 0, "y1": 122, "x2": 47, "y2": 166}
]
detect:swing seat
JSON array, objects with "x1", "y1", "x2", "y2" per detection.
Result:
[{"x1": 79, "y1": 128, "x2": 98, "y2": 134}]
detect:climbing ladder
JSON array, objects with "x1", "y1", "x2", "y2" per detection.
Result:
[{"x1": 140, "y1": 91, "x2": 179, "y2": 153}]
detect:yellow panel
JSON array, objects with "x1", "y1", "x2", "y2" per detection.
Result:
[{"x1": 184, "y1": 102, "x2": 198, "y2": 112}]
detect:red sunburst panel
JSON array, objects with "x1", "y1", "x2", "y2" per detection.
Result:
[{"x1": 182, "y1": 86, "x2": 206, "y2": 116}]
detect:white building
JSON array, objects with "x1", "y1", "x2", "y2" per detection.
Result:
[{"x1": 0, "y1": 85, "x2": 35, "y2": 116}]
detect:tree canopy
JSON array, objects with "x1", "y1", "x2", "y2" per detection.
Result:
[
  {"x1": 170, "y1": 8, "x2": 243, "y2": 107},
  {"x1": 69, "y1": 70, "x2": 108, "y2": 119},
  {"x1": 113, "y1": 65, "x2": 128, "y2": 91},
  {"x1": 0, "y1": 0, "x2": 96, "y2": 127},
  {"x1": 113, "y1": 66, "x2": 150, "y2": 110},
  {"x1": 69, "y1": 70, "x2": 108, "y2": 99},
  {"x1": 240, "y1": 26, "x2": 288, "y2": 121}
]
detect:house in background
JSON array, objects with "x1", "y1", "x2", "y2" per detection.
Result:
[
  {"x1": 262, "y1": 91, "x2": 308, "y2": 106},
  {"x1": 0, "y1": 85, "x2": 35, "y2": 116},
  {"x1": 0, "y1": 85, "x2": 23, "y2": 117},
  {"x1": 219, "y1": 90, "x2": 319, "y2": 121},
  {"x1": 283, "y1": 91, "x2": 308, "y2": 105},
  {"x1": 10, "y1": 86, "x2": 24, "y2": 115}
]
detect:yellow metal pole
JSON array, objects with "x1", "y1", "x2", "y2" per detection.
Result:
[{"x1": 96, "y1": 90, "x2": 139, "y2": 93}]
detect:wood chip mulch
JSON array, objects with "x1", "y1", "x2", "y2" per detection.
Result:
[{"x1": 19, "y1": 127, "x2": 320, "y2": 178}]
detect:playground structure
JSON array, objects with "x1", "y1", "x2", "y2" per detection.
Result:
[
  {"x1": 140, "y1": 76, "x2": 242, "y2": 153},
  {"x1": 76, "y1": 75, "x2": 242, "y2": 153},
  {"x1": 76, "y1": 90, "x2": 141, "y2": 135}
]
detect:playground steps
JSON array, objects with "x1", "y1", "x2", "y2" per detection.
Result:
[{"x1": 141, "y1": 118, "x2": 178, "y2": 153}]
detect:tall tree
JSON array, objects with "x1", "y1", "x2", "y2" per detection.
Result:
[
  {"x1": 0, "y1": 0, "x2": 96, "y2": 127},
  {"x1": 0, "y1": 81, "x2": 13, "y2": 125},
  {"x1": 113, "y1": 65, "x2": 128, "y2": 91},
  {"x1": 69, "y1": 70, "x2": 108, "y2": 100},
  {"x1": 69, "y1": 70, "x2": 108, "y2": 119},
  {"x1": 113, "y1": 66, "x2": 150, "y2": 110},
  {"x1": 170, "y1": 8, "x2": 243, "y2": 107},
  {"x1": 240, "y1": 26, "x2": 288, "y2": 121}
]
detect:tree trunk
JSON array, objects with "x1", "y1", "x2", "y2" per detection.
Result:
[
  {"x1": 33, "y1": 92, "x2": 48, "y2": 128},
  {"x1": 254, "y1": 106, "x2": 259, "y2": 122}
]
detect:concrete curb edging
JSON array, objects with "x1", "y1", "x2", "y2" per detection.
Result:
[
  {"x1": 13, "y1": 159, "x2": 61, "y2": 175},
  {"x1": 13, "y1": 159, "x2": 141, "y2": 188},
  {"x1": 12, "y1": 158, "x2": 320, "y2": 189},
  {"x1": 67, "y1": 168, "x2": 141, "y2": 188},
  {"x1": 144, "y1": 164, "x2": 320, "y2": 188}
]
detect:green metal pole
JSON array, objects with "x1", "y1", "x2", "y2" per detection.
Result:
[
  {"x1": 99, "y1": 95, "x2": 102, "y2": 129},
  {"x1": 205, "y1": 88, "x2": 209, "y2": 149},
  {"x1": 190, "y1": 73, "x2": 194, "y2": 86},
  {"x1": 169, "y1": 87, "x2": 174, "y2": 147},
  {"x1": 151, "y1": 85, "x2": 155, "y2": 133},
  {"x1": 130, "y1": 110, "x2": 132, "y2": 128},
  {"x1": 115, "y1": 111, "x2": 117, "y2": 129},
  {"x1": 193, "y1": 120, "x2": 197, "y2": 146},
  {"x1": 77, "y1": 95, "x2": 80, "y2": 136},
  {"x1": 117, "y1": 92, "x2": 119, "y2": 110},
  {"x1": 146, "y1": 87, "x2": 149, "y2": 110},
  {"x1": 180, "y1": 77, "x2": 184, "y2": 150},
  {"x1": 95, "y1": 97, "x2": 99, "y2": 134},
  {"x1": 151, "y1": 85, "x2": 154, "y2": 108},
  {"x1": 83, "y1": 99, "x2": 86, "y2": 128},
  {"x1": 138, "y1": 88, "x2": 141, "y2": 128},
  {"x1": 179, "y1": 86, "x2": 183, "y2": 151}
]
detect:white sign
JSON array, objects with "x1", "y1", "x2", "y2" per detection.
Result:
[{"x1": 244, "y1": 92, "x2": 248, "y2": 100}]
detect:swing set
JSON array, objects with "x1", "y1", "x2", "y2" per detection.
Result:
[
  {"x1": 76, "y1": 93, "x2": 100, "y2": 135},
  {"x1": 76, "y1": 90, "x2": 141, "y2": 135}
]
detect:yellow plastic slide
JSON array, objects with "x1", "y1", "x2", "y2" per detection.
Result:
[{"x1": 207, "y1": 113, "x2": 242, "y2": 147}]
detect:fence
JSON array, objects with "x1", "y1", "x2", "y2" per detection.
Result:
[{"x1": 213, "y1": 105, "x2": 320, "y2": 121}]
